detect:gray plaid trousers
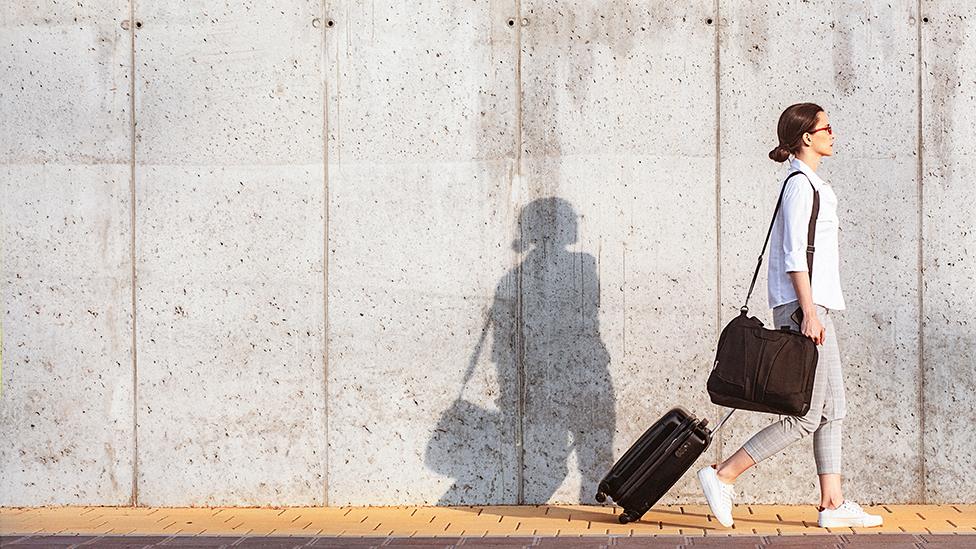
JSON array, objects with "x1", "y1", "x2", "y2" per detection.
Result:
[{"x1": 740, "y1": 301, "x2": 847, "y2": 475}]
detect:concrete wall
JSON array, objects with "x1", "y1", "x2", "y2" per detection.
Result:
[
  {"x1": 1, "y1": 0, "x2": 135, "y2": 505},
  {"x1": 1, "y1": 1, "x2": 973, "y2": 507}
]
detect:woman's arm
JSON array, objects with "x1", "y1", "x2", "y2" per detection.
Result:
[
  {"x1": 781, "y1": 178, "x2": 825, "y2": 345},
  {"x1": 788, "y1": 271, "x2": 825, "y2": 345}
]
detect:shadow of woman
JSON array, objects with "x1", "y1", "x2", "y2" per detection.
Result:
[{"x1": 426, "y1": 197, "x2": 616, "y2": 505}]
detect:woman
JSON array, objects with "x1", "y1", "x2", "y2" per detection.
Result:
[{"x1": 696, "y1": 103, "x2": 883, "y2": 529}]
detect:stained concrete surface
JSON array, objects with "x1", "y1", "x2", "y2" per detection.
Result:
[
  {"x1": 324, "y1": 0, "x2": 521, "y2": 506},
  {"x1": 919, "y1": 0, "x2": 976, "y2": 504},
  {"x1": 131, "y1": 1, "x2": 327, "y2": 505},
  {"x1": 0, "y1": 0, "x2": 134, "y2": 505},
  {"x1": 517, "y1": 0, "x2": 720, "y2": 505}
]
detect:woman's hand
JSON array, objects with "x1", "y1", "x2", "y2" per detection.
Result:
[
  {"x1": 787, "y1": 272, "x2": 824, "y2": 345},
  {"x1": 800, "y1": 313, "x2": 826, "y2": 345}
]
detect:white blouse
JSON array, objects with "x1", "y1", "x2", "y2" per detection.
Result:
[{"x1": 767, "y1": 157, "x2": 846, "y2": 311}]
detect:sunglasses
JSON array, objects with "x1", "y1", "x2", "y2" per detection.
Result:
[{"x1": 809, "y1": 124, "x2": 833, "y2": 136}]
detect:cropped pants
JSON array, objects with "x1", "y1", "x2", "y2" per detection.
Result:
[{"x1": 740, "y1": 301, "x2": 848, "y2": 475}]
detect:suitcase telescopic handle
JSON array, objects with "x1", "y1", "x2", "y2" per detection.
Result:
[{"x1": 711, "y1": 409, "x2": 735, "y2": 436}]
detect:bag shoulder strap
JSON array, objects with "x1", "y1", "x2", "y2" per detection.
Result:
[
  {"x1": 806, "y1": 176, "x2": 820, "y2": 286},
  {"x1": 456, "y1": 310, "x2": 492, "y2": 400},
  {"x1": 742, "y1": 171, "x2": 820, "y2": 312}
]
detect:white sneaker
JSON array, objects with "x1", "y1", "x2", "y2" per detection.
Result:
[
  {"x1": 697, "y1": 465, "x2": 735, "y2": 527},
  {"x1": 818, "y1": 500, "x2": 884, "y2": 528}
]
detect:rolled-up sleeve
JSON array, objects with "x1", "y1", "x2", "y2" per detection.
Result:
[{"x1": 780, "y1": 178, "x2": 814, "y2": 272}]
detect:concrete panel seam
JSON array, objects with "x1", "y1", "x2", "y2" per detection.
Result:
[
  {"x1": 713, "y1": 0, "x2": 724, "y2": 467},
  {"x1": 515, "y1": 224, "x2": 526, "y2": 505},
  {"x1": 322, "y1": 0, "x2": 331, "y2": 508},
  {"x1": 514, "y1": 0, "x2": 523, "y2": 178},
  {"x1": 128, "y1": 0, "x2": 139, "y2": 507},
  {"x1": 916, "y1": 0, "x2": 927, "y2": 504},
  {"x1": 514, "y1": 0, "x2": 525, "y2": 505}
]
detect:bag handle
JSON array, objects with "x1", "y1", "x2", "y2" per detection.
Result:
[{"x1": 742, "y1": 171, "x2": 820, "y2": 313}]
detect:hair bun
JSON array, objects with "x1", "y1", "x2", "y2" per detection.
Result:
[{"x1": 768, "y1": 144, "x2": 791, "y2": 163}]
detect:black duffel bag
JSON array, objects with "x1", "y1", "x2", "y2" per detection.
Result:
[{"x1": 707, "y1": 171, "x2": 820, "y2": 416}]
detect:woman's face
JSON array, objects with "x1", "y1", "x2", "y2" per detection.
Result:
[{"x1": 804, "y1": 111, "x2": 834, "y2": 157}]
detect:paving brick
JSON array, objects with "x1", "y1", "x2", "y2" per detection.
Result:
[
  {"x1": 212, "y1": 520, "x2": 315, "y2": 534},
  {"x1": 669, "y1": 528, "x2": 709, "y2": 536},
  {"x1": 611, "y1": 537, "x2": 687, "y2": 548},
  {"x1": 242, "y1": 527, "x2": 326, "y2": 537},
  {"x1": 533, "y1": 538, "x2": 610, "y2": 548},
  {"x1": 152, "y1": 538, "x2": 238, "y2": 549},
  {"x1": 75, "y1": 535, "x2": 171, "y2": 547},
  {"x1": 9, "y1": 508, "x2": 101, "y2": 518},
  {"x1": 836, "y1": 533, "x2": 923, "y2": 547},
  {"x1": 455, "y1": 537, "x2": 535, "y2": 547},
  {"x1": 232, "y1": 537, "x2": 318, "y2": 548},
  {"x1": 11, "y1": 517, "x2": 107, "y2": 528},
  {"x1": 918, "y1": 534, "x2": 976, "y2": 548},
  {"x1": 761, "y1": 535, "x2": 844, "y2": 547},
  {"x1": 156, "y1": 536, "x2": 241, "y2": 547},
  {"x1": 424, "y1": 509, "x2": 486, "y2": 520},
  {"x1": 156, "y1": 525, "x2": 210, "y2": 536},
  {"x1": 462, "y1": 528, "x2": 522, "y2": 537},
  {"x1": 410, "y1": 527, "x2": 465, "y2": 536},
  {"x1": 1, "y1": 534, "x2": 99, "y2": 546},
  {"x1": 843, "y1": 541, "x2": 918, "y2": 549},
  {"x1": 383, "y1": 537, "x2": 462, "y2": 546},
  {"x1": 177, "y1": 527, "x2": 242, "y2": 537},
  {"x1": 684, "y1": 538, "x2": 763, "y2": 548},
  {"x1": 383, "y1": 538, "x2": 454, "y2": 549},
  {"x1": 588, "y1": 527, "x2": 639, "y2": 536},
  {"x1": 451, "y1": 530, "x2": 496, "y2": 537},
  {"x1": 845, "y1": 523, "x2": 919, "y2": 535},
  {"x1": 306, "y1": 537, "x2": 384, "y2": 547},
  {"x1": 455, "y1": 541, "x2": 533, "y2": 549},
  {"x1": 332, "y1": 528, "x2": 394, "y2": 537},
  {"x1": 89, "y1": 508, "x2": 163, "y2": 515}
]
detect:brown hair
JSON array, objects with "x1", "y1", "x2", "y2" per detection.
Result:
[{"x1": 768, "y1": 102, "x2": 824, "y2": 162}]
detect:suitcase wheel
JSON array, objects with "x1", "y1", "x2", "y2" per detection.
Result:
[
  {"x1": 594, "y1": 491, "x2": 607, "y2": 503},
  {"x1": 618, "y1": 511, "x2": 637, "y2": 524}
]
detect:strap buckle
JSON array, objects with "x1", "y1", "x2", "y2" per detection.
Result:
[{"x1": 806, "y1": 245, "x2": 816, "y2": 252}]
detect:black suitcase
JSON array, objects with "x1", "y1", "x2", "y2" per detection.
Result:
[{"x1": 595, "y1": 407, "x2": 733, "y2": 524}]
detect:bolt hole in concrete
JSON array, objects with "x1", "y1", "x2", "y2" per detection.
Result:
[
  {"x1": 508, "y1": 18, "x2": 515, "y2": 26},
  {"x1": 135, "y1": 20, "x2": 142, "y2": 28},
  {"x1": 327, "y1": 19, "x2": 335, "y2": 27},
  {"x1": 706, "y1": 17, "x2": 713, "y2": 25},
  {"x1": 922, "y1": 16, "x2": 929, "y2": 23}
]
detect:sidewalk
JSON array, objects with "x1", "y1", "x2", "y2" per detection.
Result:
[{"x1": 2, "y1": 504, "x2": 974, "y2": 542}]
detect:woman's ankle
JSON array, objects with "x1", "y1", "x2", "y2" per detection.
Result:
[
  {"x1": 714, "y1": 463, "x2": 737, "y2": 484},
  {"x1": 819, "y1": 498, "x2": 843, "y2": 511}
]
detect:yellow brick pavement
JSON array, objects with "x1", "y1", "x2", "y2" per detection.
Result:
[{"x1": 2, "y1": 504, "x2": 974, "y2": 537}]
